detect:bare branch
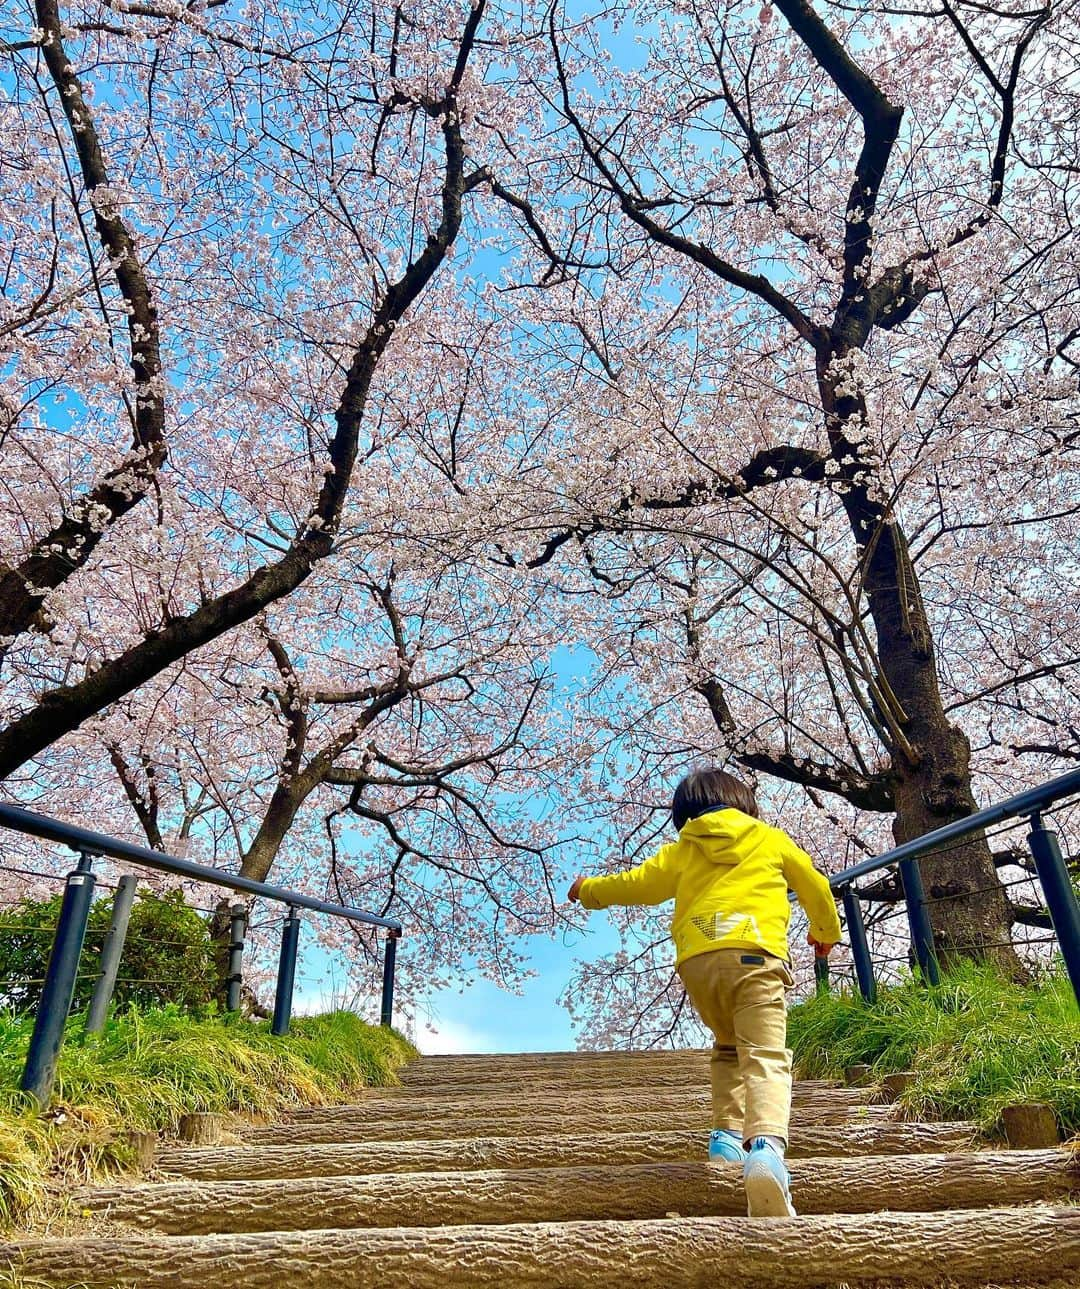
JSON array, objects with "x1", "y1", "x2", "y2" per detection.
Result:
[{"x1": 548, "y1": 8, "x2": 824, "y2": 348}]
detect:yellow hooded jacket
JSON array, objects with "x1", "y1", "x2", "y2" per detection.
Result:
[{"x1": 577, "y1": 809, "x2": 842, "y2": 966}]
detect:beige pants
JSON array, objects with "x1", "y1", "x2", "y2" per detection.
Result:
[{"x1": 678, "y1": 947, "x2": 794, "y2": 1143}]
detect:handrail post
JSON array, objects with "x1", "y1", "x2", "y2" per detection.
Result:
[
  {"x1": 1027, "y1": 812, "x2": 1080, "y2": 1007},
  {"x1": 842, "y1": 886, "x2": 877, "y2": 1004},
  {"x1": 20, "y1": 850, "x2": 97, "y2": 1106},
  {"x1": 85, "y1": 873, "x2": 137, "y2": 1034},
  {"x1": 226, "y1": 903, "x2": 246, "y2": 1013},
  {"x1": 813, "y1": 952, "x2": 830, "y2": 996},
  {"x1": 380, "y1": 928, "x2": 401, "y2": 1027},
  {"x1": 271, "y1": 906, "x2": 301, "y2": 1037},
  {"x1": 899, "y1": 857, "x2": 940, "y2": 985}
]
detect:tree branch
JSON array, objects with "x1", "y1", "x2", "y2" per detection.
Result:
[
  {"x1": 107, "y1": 742, "x2": 164, "y2": 851},
  {"x1": 773, "y1": 0, "x2": 903, "y2": 121},
  {"x1": 0, "y1": 0, "x2": 168, "y2": 659},
  {"x1": 548, "y1": 7, "x2": 824, "y2": 348},
  {"x1": 515, "y1": 444, "x2": 827, "y2": 570},
  {"x1": 692, "y1": 641, "x2": 894, "y2": 812},
  {"x1": 887, "y1": 5, "x2": 1051, "y2": 283},
  {"x1": 736, "y1": 744, "x2": 895, "y2": 811},
  {"x1": 771, "y1": 0, "x2": 905, "y2": 319},
  {"x1": 0, "y1": 5, "x2": 487, "y2": 779}
]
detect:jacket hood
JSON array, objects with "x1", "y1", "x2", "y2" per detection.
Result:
[{"x1": 679, "y1": 808, "x2": 763, "y2": 856}]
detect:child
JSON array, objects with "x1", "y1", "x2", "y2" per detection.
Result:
[{"x1": 568, "y1": 767, "x2": 841, "y2": 1217}]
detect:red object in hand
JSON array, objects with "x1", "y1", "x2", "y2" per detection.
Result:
[{"x1": 807, "y1": 934, "x2": 836, "y2": 958}]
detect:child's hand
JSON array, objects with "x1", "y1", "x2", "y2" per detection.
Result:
[
  {"x1": 567, "y1": 876, "x2": 586, "y2": 903},
  {"x1": 807, "y1": 934, "x2": 836, "y2": 958}
]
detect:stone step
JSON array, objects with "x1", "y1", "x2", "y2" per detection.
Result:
[
  {"x1": 7, "y1": 1206, "x2": 1078, "y2": 1288},
  {"x1": 80, "y1": 1150, "x2": 1078, "y2": 1235},
  {"x1": 284, "y1": 1083, "x2": 868, "y2": 1122},
  {"x1": 157, "y1": 1121, "x2": 977, "y2": 1181},
  {"x1": 245, "y1": 1102, "x2": 892, "y2": 1145}
]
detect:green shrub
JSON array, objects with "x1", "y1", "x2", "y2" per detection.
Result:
[
  {"x1": 0, "y1": 891, "x2": 216, "y2": 1015},
  {"x1": 0, "y1": 1006, "x2": 416, "y2": 1228},
  {"x1": 788, "y1": 959, "x2": 1080, "y2": 1137}
]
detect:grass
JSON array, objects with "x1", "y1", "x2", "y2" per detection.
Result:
[
  {"x1": 0, "y1": 1277, "x2": 129, "y2": 1289},
  {"x1": 0, "y1": 1005, "x2": 415, "y2": 1230},
  {"x1": 788, "y1": 959, "x2": 1080, "y2": 1137},
  {"x1": 0, "y1": 1279, "x2": 106, "y2": 1289}
]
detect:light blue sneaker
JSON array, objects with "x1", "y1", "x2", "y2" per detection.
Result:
[
  {"x1": 708, "y1": 1128, "x2": 746, "y2": 1164},
  {"x1": 743, "y1": 1137, "x2": 796, "y2": 1216}
]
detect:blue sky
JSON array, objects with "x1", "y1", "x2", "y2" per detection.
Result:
[
  {"x1": 292, "y1": 911, "x2": 625, "y2": 1053},
  {"x1": 289, "y1": 641, "x2": 639, "y2": 1052},
  {"x1": 412, "y1": 944, "x2": 583, "y2": 1054},
  {"x1": 404, "y1": 641, "x2": 636, "y2": 1053}
]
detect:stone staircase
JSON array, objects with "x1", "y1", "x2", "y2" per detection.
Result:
[{"x1": 3, "y1": 1050, "x2": 1079, "y2": 1286}]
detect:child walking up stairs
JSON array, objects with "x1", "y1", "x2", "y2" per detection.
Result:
[{"x1": 3, "y1": 1048, "x2": 1078, "y2": 1287}]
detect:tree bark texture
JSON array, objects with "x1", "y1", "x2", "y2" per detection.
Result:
[
  {"x1": 6, "y1": 1206, "x2": 1079, "y2": 1288},
  {"x1": 243, "y1": 1103, "x2": 892, "y2": 1146},
  {"x1": 395, "y1": 1060, "x2": 823, "y2": 1090},
  {"x1": 395, "y1": 1049, "x2": 717, "y2": 1077},
  {"x1": 154, "y1": 1121, "x2": 976, "y2": 1182},
  {"x1": 818, "y1": 362, "x2": 1017, "y2": 969},
  {"x1": 282, "y1": 1084, "x2": 865, "y2": 1122},
  {"x1": 77, "y1": 1150, "x2": 1079, "y2": 1235}
]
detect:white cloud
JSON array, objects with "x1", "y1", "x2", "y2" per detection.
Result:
[
  {"x1": 291, "y1": 982, "x2": 371, "y2": 1019},
  {"x1": 413, "y1": 1015, "x2": 499, "y2": 1055}
]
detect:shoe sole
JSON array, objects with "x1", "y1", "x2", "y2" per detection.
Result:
[
  {"x1": 744, "y1": 1164, "x2": 797, "y2": 1217},
  {"x1": 708, "y1": 1141, "x2": 747, "y2": 1166}
]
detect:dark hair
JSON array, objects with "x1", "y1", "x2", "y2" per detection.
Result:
[{"x1": 672, "y1": 768, "x2": 759, "y2": 831}]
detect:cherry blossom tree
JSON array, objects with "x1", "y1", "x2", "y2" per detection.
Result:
[
  {"x1": 0, "y1": 0, "x2": 499, "y2": 775},
  {"x1": 86, "y1": 544, "x2": 567, "y2": 1005},
  {"x1": 4, "y1": 0, "x2": 1079, "y2": 1047},
  {"x1": 485, "y1": 0, "x2": 1079, "y2": 999},
  {"x1": 0, "y1": 0, "x2": 579, "y2": 1008}
]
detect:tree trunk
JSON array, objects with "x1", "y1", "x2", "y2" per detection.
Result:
[
  {"x1": 207, "y1": 779, "x2": 310, "y2": 1004},
  {"x1": 871, "y1": 550, "x2": 1017, "y2": 970},
  {"x1": 890, "y1": 725, "x2": 1017, "y2": 970},
  {"x1": 819, "y1": 357, "x2": 1019, "y2": 972}
]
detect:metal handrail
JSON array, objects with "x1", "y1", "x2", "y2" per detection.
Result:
[
  {"x1": 0, "y1": 800, "x2": 403, "y2": 1107},
  {"x1": 0, "y1": 801, "x2": 402, "y2": 932},
  {"x1": 826, "y1": 767, "x2": 1080, "y2": 892},
  {"x1": 799, "y1": 767, "x2": 1080, "y2": 1007}
]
